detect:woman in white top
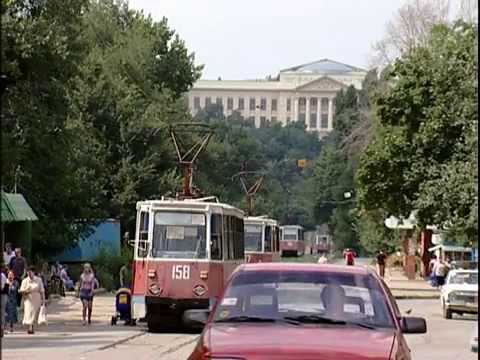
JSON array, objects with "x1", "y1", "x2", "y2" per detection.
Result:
[
  {"x1": 19, "y1": 266, "x2": 45, "y2": 334},
  {"x1": 78, "y1": 263, "x2": 99, "y2": 325}
]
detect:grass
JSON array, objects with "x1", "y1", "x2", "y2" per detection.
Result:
[{"x1": 280, "y1": 254, "x2": 320, "y2": 263}]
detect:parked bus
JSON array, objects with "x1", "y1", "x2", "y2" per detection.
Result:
[
  {"x1": 131, "y1": 197, "x2": 245, "y2": 331},
  {"x1": 280, "y1": 225, "x2": 305, "y2": 257},
  {"x1": 244, "y1": 216, "x2": 281, "y2": 263}
]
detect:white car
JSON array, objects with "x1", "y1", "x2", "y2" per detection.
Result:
[{"x1": 440, "y1": 269, "x2": 478, "y2": 319}]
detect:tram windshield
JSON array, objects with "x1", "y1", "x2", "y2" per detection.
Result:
[
  {"x1": 283, "y1": 229, "x2": 299, "y2": 241},
  {"x1": 245, "y1": 224, "x2": 262, "y2": 252},
  {"x1": 152, "y1": 211, "x2": 207, "y2": 259}
]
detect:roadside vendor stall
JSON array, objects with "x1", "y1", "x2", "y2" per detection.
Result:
[{"x1": 1, "y1": 191, "x2": 38, "y2": 260}]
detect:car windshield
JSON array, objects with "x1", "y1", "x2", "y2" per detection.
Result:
[
  {"x1": 152, "y1": 211, "x2": 206, "y2": 259},
  {"x1": 213, "y1": 270, "x2": 395, "y2": 329},
  {"x1": 245, "y1": 225, "x2": 262, "y2": 252},
  {"x1": 448, "y1": 272, "x2": 478, "y2": 285}
]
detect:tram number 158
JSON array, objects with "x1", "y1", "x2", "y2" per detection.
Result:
[{"x1": 172, "y1": 265, "x2": 190, "y2": 280}]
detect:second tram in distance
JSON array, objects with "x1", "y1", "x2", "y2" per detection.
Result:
[
  {"x1": 244, "y1": 215, "x2": 281, "y2": 263},
  {"x1": 280, "y1": 225, "x2": 305, "y2": 257}
]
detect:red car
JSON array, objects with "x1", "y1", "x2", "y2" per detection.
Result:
[{"x1": 185, "y1": 263, "x2": 426, "y2": 360}]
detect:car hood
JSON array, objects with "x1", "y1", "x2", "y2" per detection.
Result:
[
  {"x1": 205, "y1": 323, "x2": 396, "y2": 360},
  {"x1": 443, "y1": 284, "x2": 478, "y2": 293}
]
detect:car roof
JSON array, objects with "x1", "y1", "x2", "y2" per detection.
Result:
[{"x1": 236, "y1": 262, "x2": 372, "y2": 276}]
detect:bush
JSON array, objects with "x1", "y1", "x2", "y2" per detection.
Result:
[{"x1": 91, "y1": 247, "x2": 132, "y2": 291}]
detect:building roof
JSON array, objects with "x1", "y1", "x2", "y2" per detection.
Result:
[
  {"x1": 280, "y1": 58, "x2": 366, "y2": 74},
  {"x1": 1, "y1": 192, "x2": 38, "y2": 223}
]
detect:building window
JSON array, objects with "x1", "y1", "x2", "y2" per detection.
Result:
[
  {"x1": 227, "y1": 97, "x2": 233, "y2": 110},
  {"x1": 248, "y1": 116, "x2": 255, "y2": 125},
  {"x1": 299, "y1": 98, "x2": 306, "y2": 106},
  {"x1": 238, "y1": 98, "x2": 244, "y2": 110},
  {"x1": 260, "y1": 98, "x2": 267, "y2": 110},
  {"x1": 286, "y1": 99, "x2": 291, "y2": 111},
  {"x1": 321, "y1": 113, "x2": 328, "y2": 129},
  {"x1": 193, "y1": 97, "x2": 200, "y2": 110},
  {"x1": 271, "y1": 99, "x2": 277, "y2": 111},
  {"x1": 309, "y1": 114, "x2": 317, "y2": 129},
  {"x1": 298, "y1": 113, "x2": 306, "y2": 124},
  {"x1": 271, "y1": 116, "x2": 277, "y2": 123},
  {"x1": 260, "y1": 116, "x2": 267, "y2": 127},
  {"x1": 286, "y1": 116, "x2": 291, "y2": 123},
  {"x1": 216, "y1": 97, "x2": 222, "y2": 106},
  {"x1": 321, "y1": 97, "x2": 329, "y2": 110},
  {"x1": 205, "y1": 97, "x2": 211, "y2": 107},
  {"x1": 249, "y1": 98, "x2": 256, "y2": 110}
]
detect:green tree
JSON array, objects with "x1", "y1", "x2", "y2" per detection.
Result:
[{"x1": 357, "y1": 21, "x2": 477, "y2": 242}]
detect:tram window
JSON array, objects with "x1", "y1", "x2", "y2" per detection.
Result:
[
  {"x1": 264, "y1": 226, "x2": 272, "y2": 252},
  {"x1": 210, "y1": 214, "x2": 223, "y2": 260},
  {"x1": 137, "y1": 211, "x2": 149, "y2": 257},
  {"x1": 229, "y1": 216, "x2": 235, "y2": 259},
  {"x1": 275, "y1": 227, "x2": 280, "y2": 252},
  {"x1": 238, "y1": 218, "x2": 245, "y2": 259}
]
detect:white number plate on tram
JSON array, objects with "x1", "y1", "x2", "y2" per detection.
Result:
[{"x1": 172, "y1": 265, "x2": 190, "y2": 280}]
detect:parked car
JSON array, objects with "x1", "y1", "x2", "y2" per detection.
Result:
[
  {"x1": 471, "y1": 323, "x2": 478, "y2": 353},
  {"x1": 185, "y1": 263, "x2": 426, "y2": 360},
  {"x1": 440, "y1": 269, "x2": 478, "y2": 319}
]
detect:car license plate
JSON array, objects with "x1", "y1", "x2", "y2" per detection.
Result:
[{"x1": 119, "y1": 294, "x2": 128, "y2": 304}]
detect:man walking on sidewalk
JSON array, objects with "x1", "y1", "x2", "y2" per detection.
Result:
[{"x1": 376, "y1": 250, "x2": 387, "y2": 278}]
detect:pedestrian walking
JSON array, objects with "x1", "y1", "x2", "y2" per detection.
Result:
[
  {"x1": 433, "y1": 259, "x2": 449, "y2": 288},
  {"x1": 79, "y1": 263, "x2": 99, "y2": 326},
  {"x1": 1, "y1": 266, "x2": 8, "y2": 337},
  {"x1": 119, "y1": 261, "x2": 132, "y2": 289},
  {"x1": 3, "y1": 243, "x2": 15, "y2": 268},
  {"x1": 343, "y1": 248, "x2": 356, "y2": 266},
  {"x1": 5, "y1": 270, "x2": 19, "y2": 333},
  {"x1": 19, "y1": 266, "x2": 45, "y2": 334},
  {"x1": 9, "y1": 247, "x2": 27, "y2": 282},
  {"x1": 376, "y1": 250, "x2": 387, "y2": 278}
]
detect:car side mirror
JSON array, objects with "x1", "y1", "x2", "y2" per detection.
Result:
[
  {"x1": 183, "y1": 309, "x2": 210, "y2": 328},
  {"x1": 400, "y1": 317, "x2": 427, "y2": 334}
]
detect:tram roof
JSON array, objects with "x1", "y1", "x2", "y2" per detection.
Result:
[
  {"x1": 244, "y1": 215, "x2": 278, "y2": 225},
  {"x1": 280, "y1": 224, "x2": 304, "y2": 229},
  {"x1": 136, "y1": 197, "x2": 244, "y2": 215}
]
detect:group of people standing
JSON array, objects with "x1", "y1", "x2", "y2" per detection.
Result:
[
  {"x1": 1, "y1": 243, "x2": 45, "y2": 336},
  {"x1": 429, "y1": 255, "x2": 451, "y2": 287},
  {"x1": 1, "y1": 242, "x2": 100, "y2": 335}
]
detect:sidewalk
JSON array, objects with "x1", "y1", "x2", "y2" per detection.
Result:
[
  {"x1": 2, "y1": 292, "x2": 144, "y2": 360},
  {"x1": 381, "y1": 267, "x2": 440, "y2": 299}
]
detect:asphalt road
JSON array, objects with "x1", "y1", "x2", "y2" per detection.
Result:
[{"x1": 3, "y1": 298, "x2": 475, "y2": 360}]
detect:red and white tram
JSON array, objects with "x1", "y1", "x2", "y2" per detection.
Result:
[
  {"x1": 244, "y1": 216, "x2": 281, "y2": 263},
  {"x1": 131, "y1": 197, "x2": 244, "y2": 331},
  {"x1": 280, "y1": 225, "x2": 305, "y2": 257},
  {"x1": 312, "y1": 234, "x2": 330, "y2": 255}
]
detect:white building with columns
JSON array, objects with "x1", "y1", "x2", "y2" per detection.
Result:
[{"x1": 187, "y1": 59, "x2": 368, "y2": 137}]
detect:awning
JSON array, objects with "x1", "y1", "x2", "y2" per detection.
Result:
[
  {"x1": 1, "y1": 192, "x2": 38, "y2": 223},
  {"x1": 428, "y1": 244, "x2": 472, "y2": 253}
]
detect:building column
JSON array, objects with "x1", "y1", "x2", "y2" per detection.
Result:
[
  {"x1": 305, "y1": 97, "x2": 311, "y2": 130},
  {"x1": 316, "y1": 97, "x2": 321, "y2": 129},
  {"x1": 293, "y1": 97, "x2": 299, "y2": 122},
  {"x1": 328, "y1": 97, "x2": 334, "y2": 130}
]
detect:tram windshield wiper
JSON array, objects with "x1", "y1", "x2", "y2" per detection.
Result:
[{"x1": 283, "y1": 315, "x2": 377, "y2": 330}]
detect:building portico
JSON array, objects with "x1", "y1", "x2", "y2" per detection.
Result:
[{"x1": 187, "y1": 59, "x2": 367, "y2": 137}]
